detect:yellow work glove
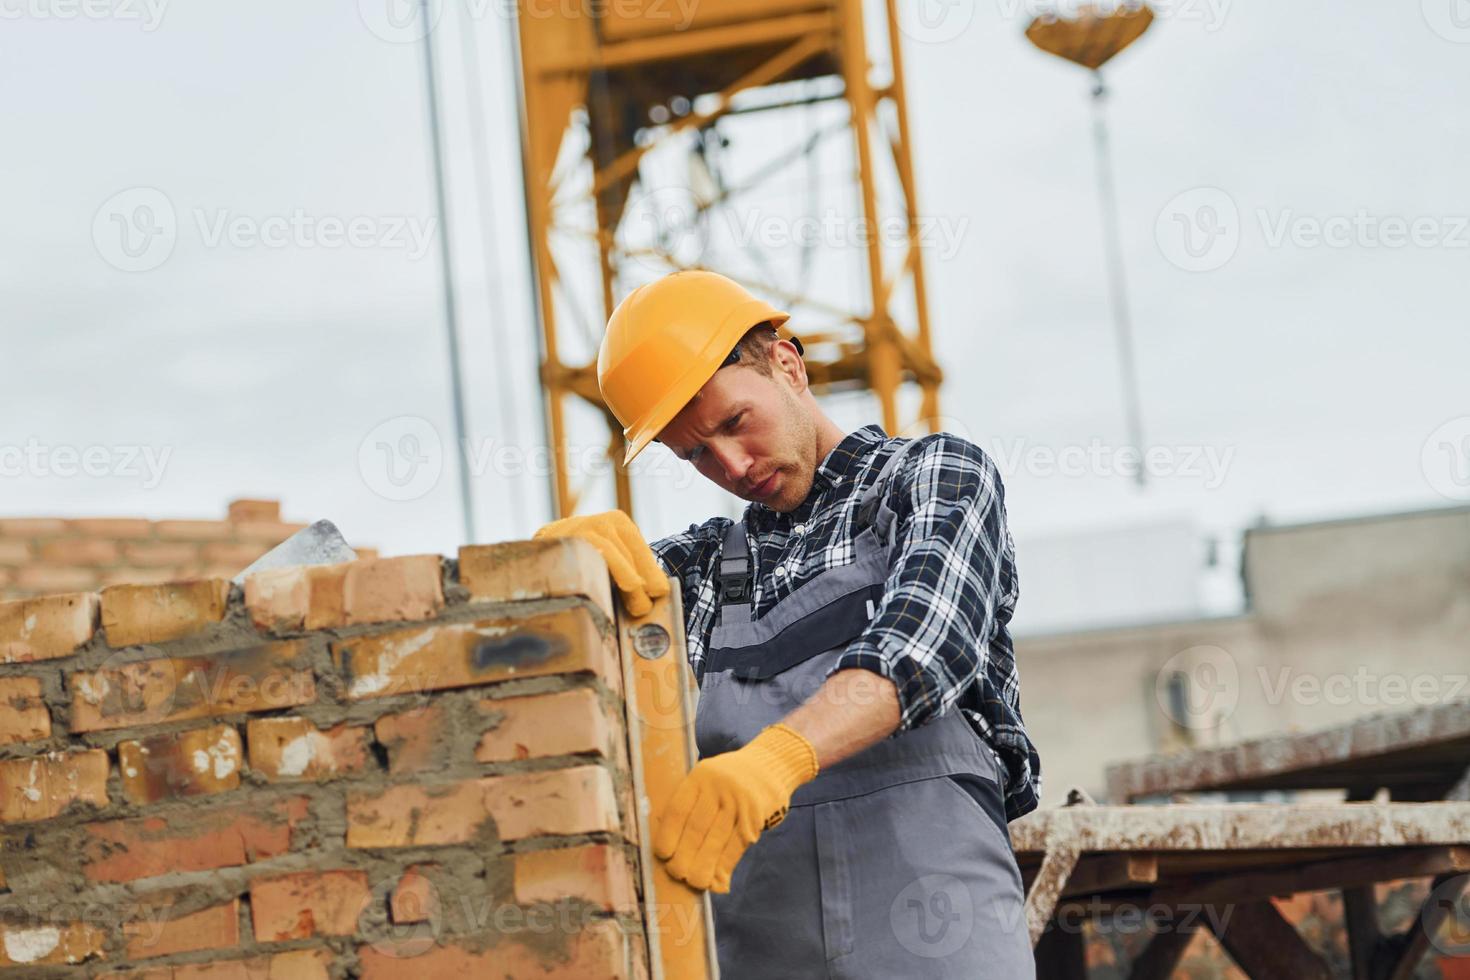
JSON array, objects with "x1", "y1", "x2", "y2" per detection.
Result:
[
  {"x1": 653, "y1": 723, "x2": 820, "y2": 893},
  {"x1": 533, "y1": 510, "x2": 670, "y2": 616}
]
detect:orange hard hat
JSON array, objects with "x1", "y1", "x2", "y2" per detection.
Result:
[{"x1": 598, "y1": 270, "x2": 791, "y2": 465}]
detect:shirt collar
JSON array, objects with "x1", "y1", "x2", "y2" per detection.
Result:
[{"x1": 813, "y1": 424, "x2": 889, "y2": 492}]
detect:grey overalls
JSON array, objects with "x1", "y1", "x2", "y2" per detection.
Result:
[{"x1": 694, "y1": 439, "x2": 1035, "y2": 980}]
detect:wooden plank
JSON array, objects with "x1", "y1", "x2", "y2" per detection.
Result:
[
  {"x1": 1342, "y1": 882, "x2": 1380, "y2": 980},
  {"x1": 1025, "y1": 842, "x2": 1080, "y2": 948},
  {"x1": 617, "y1": 580, "x2": 717, "y2": 980},
  {"x1": 1061, "y1": 853, "x2": 1159, "y2": 898},
  {"x1": 1208, "y1": 900, "x2": 1332, "y2": 980}
]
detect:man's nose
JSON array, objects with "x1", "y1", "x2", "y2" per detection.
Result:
[{"x1": 708, "y1": 442, "x2": 751, "y2": 485}]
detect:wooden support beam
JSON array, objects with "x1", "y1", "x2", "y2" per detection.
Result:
[
  {"x1": 1126, "y1": 926, "x2": 1196, "y2": 980},
  {"x1": 1383, "y1": 872, "x2": 1468, "y2": 980},
  {"x1": 1207, "y1": 901, "x2": 1332, "y2": 980},
  {"x1": 1343, "y1": 883, "x2": 1381, "y2": 980},
  {"x1": 1025, "y1": 842, "x2": 1081, "y2": 948},
  {"x1": 1033, "y1": 917, "x2": 1088, "y2": 980}
]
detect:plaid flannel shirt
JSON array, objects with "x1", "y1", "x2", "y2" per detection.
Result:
[{"x1": 651, "y1": 424, "x2": 1042, "y2": 821}]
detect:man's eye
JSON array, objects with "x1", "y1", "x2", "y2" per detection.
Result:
[{"x1": 725, "y1": 414, "x2": 743, "y2": 432}]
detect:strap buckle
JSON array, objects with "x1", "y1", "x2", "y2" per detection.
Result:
[{"x1": 717, "y1": 556, "x2": 751, "y2": 605}]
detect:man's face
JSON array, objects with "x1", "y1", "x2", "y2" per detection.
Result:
[{"x1": 658, "y1": 346, "x2": 819, "y2": 513}]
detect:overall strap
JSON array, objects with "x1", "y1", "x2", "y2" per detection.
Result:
[
  {"x1": 716, "y1": 518, "x2": 753, "y2": 625},
  {"x1": 854, "y1": 437, "x2": 926, "y2": 547}
]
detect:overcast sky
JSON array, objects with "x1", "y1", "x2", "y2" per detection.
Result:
[{"x1": 3, "y1": 0, "x2": 1466, "y2": 632}]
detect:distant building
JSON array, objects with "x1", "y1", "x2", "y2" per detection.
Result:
[{"x1": 1016, "y1": 503, "x2": 1470, "y2": 806}]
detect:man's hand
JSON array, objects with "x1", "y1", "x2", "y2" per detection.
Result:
[
  {"x1": 533, "y1": 510, "x2": 670, "y2": 616},
  {"x1": 653, "y1": 723, "x2": 819, "y2": 893}
]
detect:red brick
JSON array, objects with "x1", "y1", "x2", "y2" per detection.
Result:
[
  {"x1": 69, "y1": 640, "x2": 314, "y2": 733},
  {"x1": 100, "y1": 578, "x2": 230, "y2": 647},
  {"x1": 245, "y1": 556, "x2": 443, "y2": 634},
  {"x1": 0, "y1": 592, "x2": 98, "y2": 663},
  {"x1": 477, "y1": 687, "x2": 616, "y2": 763},
  {"x1": 373, "y1": 703, "x2": 450, "y2": 774},
  {"x1": 15, "y1": 565, "x2": 98, "y2": 593},
  {"x1": 0, "y1": 518, "x2": 66, "y2": 536},
  {"x1": 359, "y1": 920, "x2": 634, "y2": 979},
  {"x1": 123, "y1": 541, "x2": 200, "y2": 567},
  {"x1": 0, "y1": 676, "x2": 50, "y2": 745},
  {"x1": 39, "y1": 538, "x2": 121, "y2": 564},
  {"x1": 0, "y1": 920, "x2": 107, "y2": 967},
  {"x1": 0, "y1": 541, "x2": 30, "y2": 565},
  {"x1": 250, "y1": 869, "x2": 371, "y2": 941},
  {"x1": 65, "y1": 518, "x2": 154, "y2": 539},
  {"x1": 98, "y1": 948, "x2": 332, "y2": 980},
  {"x1": 333, "y1": 607, "x2": 616, "y2": 701},
  {"x1": 0, "y1": 749, "x2": 109, "y2": 823},
  {"x1": 154, "y1": 520, "x2": 233, "y2": 541},
  {"x1": 246, "y1": 717, "x2": 370, "y2": 781},
  {"x1": 101, "y1": 568, "x2": 192, "y2": 588},
  {"x1": 227, "y1": 500, "x2": 280, "y2": 523},
  {"x1": 81, "y1": 795, "x2": 310, "y2": 883},
  {"x1": 119, "y1": 724, "x2": 243, "y2": 804},
  {"x1": 346, "y1": 765, "x2": 618, "y2": 848},
  {"x1": 459, "y1": 537, "x2": 616, "y2": 622},
  {"x1": 514, "y1": 843, "x2": 638, "y2": 912},
  {"x1": 123, "y1": 897, "x2": 241, "y2": 960},
  {"x1": 390, "y1": 864, "x2": 439, "y2": 923}
]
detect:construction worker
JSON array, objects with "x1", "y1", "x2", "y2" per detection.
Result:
[{"x1": 535, "y1": 270, "x2": 1040, "y2": 979}]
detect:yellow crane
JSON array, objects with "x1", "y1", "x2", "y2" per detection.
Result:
[{"x1": 512, "y1": 0, "x2": 944, "y2": 518}]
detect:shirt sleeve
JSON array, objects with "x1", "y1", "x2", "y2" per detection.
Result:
[{"x1": 827, "y1": 434, "x2": 1017, "y2": 734}]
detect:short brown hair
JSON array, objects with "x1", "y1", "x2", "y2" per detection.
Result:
[{"x1": 719, "y1": 322, "x2": 781, "y2": 376}]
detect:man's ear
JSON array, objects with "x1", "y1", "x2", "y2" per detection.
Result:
[{"x1": 772, "y1": 338, "x2": 808, "y2": 392}]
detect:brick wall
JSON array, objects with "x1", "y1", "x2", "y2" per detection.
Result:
[
  {"x1": 0, "y1": 500, "x2": 377, "y2": 602},
  {"x1": 0, "y1": 538, "x2": 683, "y2": 978}
]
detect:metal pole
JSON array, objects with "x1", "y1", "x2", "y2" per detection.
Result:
[
  {"x1": 1090, "y1": 71, "x2": 1148, "y2": 487},
  {"x1": 419, "y1": 0, "x2": 478, "y2": 540}
]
